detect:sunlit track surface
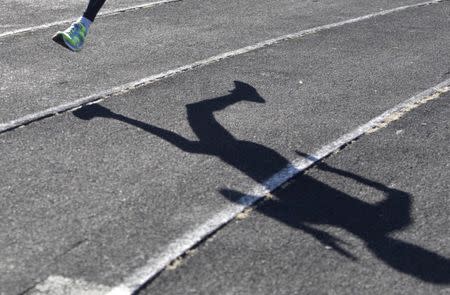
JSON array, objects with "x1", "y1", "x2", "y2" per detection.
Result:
[
  {"x1": 142, "y1": 91, "x2": 450, "y2": 295},
  {"x1": 1, "y1": 0, "x2": 449, "y2": 294},
  {"x1": 0, "y1": 0, "x2": 442, "y2": 134},
  {"x1": 0, "y1": 0, "x2": 441, "y2": 123},
  {"x1": 0, "y1": 0, "x2": 181, "y2": 37}
]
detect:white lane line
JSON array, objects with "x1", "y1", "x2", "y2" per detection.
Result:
[
  {"x1": 29, "y1": 276, "x2": 110, "y2": 295},
  {"x1": 106, "y1": 80, "x2": 450, "y2": 295},
  {"x1": 0, "y1": 0, "x2": 181, "y2": 39},
  {"x1": 0, "y1": 0, "x2": 442, "y2": 134}
]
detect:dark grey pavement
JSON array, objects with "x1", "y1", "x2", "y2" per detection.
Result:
[
  {"x1": 1, "y1": 0, "x2": 449, "y2": 294},
  {"x1": 0, "y1": 0, "x2": 434, "y2": 122},
  {"x1": 142, "y1": 92, "x2": 450, "y2": 295},
  {"x1": 0, "y1": 0, "x2": 166, "y2": 34}
]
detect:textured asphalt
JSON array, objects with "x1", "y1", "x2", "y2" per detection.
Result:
[
  {"x1": 0, "y1": 0, "x2": 162, "y2": 34},
  {"x1": 142, "y1": 92, "x2": 450, "y2": 295},
  {"x1": 0, "y1": 0, "x2": 432, "y2": 122},
  {"x1": 1, "y1": 0, "x2": 449, "y2": 294}
]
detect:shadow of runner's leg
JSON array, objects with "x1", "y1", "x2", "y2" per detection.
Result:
[
  {"x1": 367, "y1": 236, "x2": 450, "y2": 284},
  {"x1": 221, "y1": 153, "x2": 450, "y2": 284}
]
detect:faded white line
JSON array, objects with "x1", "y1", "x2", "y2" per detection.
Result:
[
  {"x1": 28, "y1": 80, "x2": 450, "y2": 294},
  {"x1": 29, "y1": 276, "x2": 110, "y2": 295},
  {"x1": 106, "y1": 80, "x2": 450, "y2": 295},
  {"x1": 0, "y1": 0, "x2": 181, "y2": 39},
  {"x1": 0, "y1": 0, "x2": 442, "y2": 134}
]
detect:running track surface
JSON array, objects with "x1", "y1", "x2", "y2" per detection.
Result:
[{"x1": 1, "y1": 0, "x2": 449, "y2": 294}]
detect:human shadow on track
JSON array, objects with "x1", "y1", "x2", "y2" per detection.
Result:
[
  {"x1": 74, "y1": 81, "x2": 288, "y2": 184},
  {"x1": 73, "y1": 81, "x2": 450, "y2": 284}
]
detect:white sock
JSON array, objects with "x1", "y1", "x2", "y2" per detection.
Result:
[{"x1": 78, "y1": 16, "x2": 92, "y2": 31}]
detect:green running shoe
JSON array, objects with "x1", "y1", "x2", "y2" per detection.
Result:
[{"x1": 53, "y1": 21, "x2": 88, "y2": 52}]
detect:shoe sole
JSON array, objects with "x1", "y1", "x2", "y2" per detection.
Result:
[{"x1": 52, "y1": 32, "x2": 81, "y2": 52}]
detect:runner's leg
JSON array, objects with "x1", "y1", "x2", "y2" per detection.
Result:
[
  {"x1": 52, "y1": 0, "x2": 107, "y2": 51},
  {"x1": 83, "y1": 0, "x2": 107, "y2": 22}
]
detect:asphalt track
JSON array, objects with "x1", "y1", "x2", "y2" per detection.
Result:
[
  {"x1": 0, "y1": 0, "x2": 449, "y2": 294},
  {"x1": 143, "y1": 92, "x2": 450, "y2": 295},
  {"x1": 0, "y1": 0, "x2": 172, "y2": 35},
  {"x1": 0, "y1": 0, "x2": 439, "y2": 122}
]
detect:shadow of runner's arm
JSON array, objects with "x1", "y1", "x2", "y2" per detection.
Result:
[
  {"x1": 73, "y1": 104, "x2": 202, "y2": 153},
  {"x1": 115, "y1": 114, "x2": 202, "y2": 153}
]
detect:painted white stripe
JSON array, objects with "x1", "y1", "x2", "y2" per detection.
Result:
[
  {"x1": 0, "y1": 0, "x2": 181, "y2": 39},
  {"x1": 29, "y1": 276, "x2": 110, "y2": 295},
  {"x1": 107, "y1": 80, "x2": 450, "y2": 295},
  {"x1": 0, "y1": 0, "x2": 442, "y2": 134}
]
